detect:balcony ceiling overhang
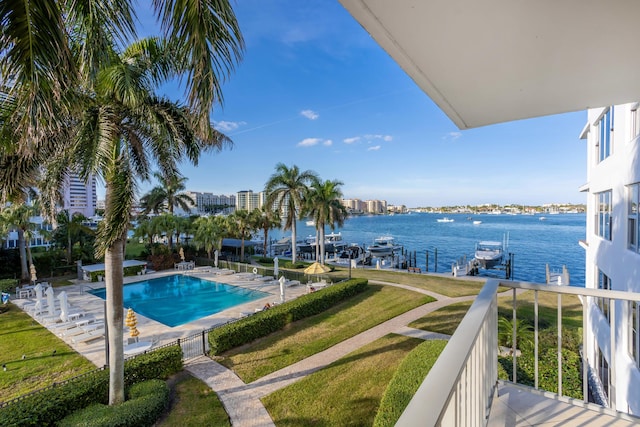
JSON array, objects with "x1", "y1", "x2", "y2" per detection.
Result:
[{"x1": 338, "y1": 0, "x2": 640, "y2": 129}]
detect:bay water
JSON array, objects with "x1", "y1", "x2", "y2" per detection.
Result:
[{"x1": 277, "y1": 213, "x2": 586, "y2": 286}]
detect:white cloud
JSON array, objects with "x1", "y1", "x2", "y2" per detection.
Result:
[
  {"x1": 323, "y1": 139, "x2": 333, "y2": 146},
  {"x1": 297, "y1": 138, "x2": 323, "y2": 147},
  {"x1": 214, "y1": 120, "x2": 247, "y2": 132},
  {"x1": 446, "y1": 131, "x2": 462, "y2": 140},
  {"x1": 363, "y1": 134, "x2": 393, "y2": 142},
  {"x1": 300, "y1": 109, "x2": 319, "y2": 120},
  {"x1": 343, "y1": 136, "x2": 361, "y2": 144},
  {"x1": 367, "y1": 145, "x2": 381, "y2": 151}
]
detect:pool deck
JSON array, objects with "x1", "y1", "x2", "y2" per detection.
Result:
[{"x1": 12, "y1": 269, "x2": 310, "y2": 367}]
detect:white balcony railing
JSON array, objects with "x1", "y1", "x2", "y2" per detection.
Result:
[{"x1": 397, "y1": 279, "x2": 640, "y2": 426}]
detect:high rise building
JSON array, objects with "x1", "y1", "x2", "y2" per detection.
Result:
[
  {"x1": 62, "y1": 172, "x2": 97, "y2": 218},
  {"x1": 183, "y1": 191, "x2": 236, "y2": 215},
  {"x1": 236, "y1": 190, "x2": 266, "y2": 212}
]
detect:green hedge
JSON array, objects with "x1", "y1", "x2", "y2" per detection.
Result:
[
  {"x1": 498, "y1": 347, "x2": 583, "y2": 399},
  {"x1": 209, "y1": 279, "x2": 368, "y2": 355},
  {"x1": 58, "y1": 379, "x2": 170, "y2": 427},
  {"x1": 373, "y1": 340, "x2": 448, "y2": 427},
  {"x1": 0, "y1": 278, "x2": 18, "y2": 294},
  {"x1": 0, "y1": 345, "x2": 182, "y2": 427},
  {"x1": 90, "y1": 265, "x2": 145, "y2": 282}
]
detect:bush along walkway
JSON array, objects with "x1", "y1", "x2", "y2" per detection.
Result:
[{"x1": 185, "y1": 282, "x2": 476, "y2": 427}]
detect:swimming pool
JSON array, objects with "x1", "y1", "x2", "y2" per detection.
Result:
[{"x1": 89, "y1": 275, "x2": 269, "y2": 327}]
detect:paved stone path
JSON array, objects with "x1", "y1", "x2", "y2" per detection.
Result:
[{"x1": 185, "y1": 282, "x2": 478, "y2": 427}]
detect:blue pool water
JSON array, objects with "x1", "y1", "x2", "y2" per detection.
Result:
[{"x1": 89, "y1": 275, "x2": 269, "y2": 327}]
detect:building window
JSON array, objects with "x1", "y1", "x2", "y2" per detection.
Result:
[
  {"x1": 631, "y1": 108, "x2": 640, "y2": 141},
  {"x1": 598, "y1": 270, "x2": 611, "y2": 323},
  {"x1": 629, "y1": 184, "x2": 640, "y2": 252},
  {"x1": 597, "y1": 346, "x2": 610, "y2": 404},
  {"x1": 597, "y1": 108, "x2": 613, "y2": 162},
  {"x1": 596, "y1": 191, "x2": 612, "y2": 240},
  {"x1": 631, "y1": 301, "x2": 639, "y2": 369}
]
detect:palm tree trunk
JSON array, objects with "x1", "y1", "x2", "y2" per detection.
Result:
[
  {"x1": 291, "y1": 219, "x2": 297, "y2": 262},
  {"x1": 240, "y1": 235, "x2": 245, "y2": 262},
  {"x1": 17, "y1": 229, "x2": 28, "y2": 281},
  {"x1": 106, "y1": 232, "x2": 126, "y2": 405},
  {"x1": 67, "y1": 233, "x2": 73, "y2": 263},
  {"x1": 263, "y1": 228, "x2": 268, "y2": 257},
  {"x1": 320, "y1": 225, "x2": 326, "y2": 264}
]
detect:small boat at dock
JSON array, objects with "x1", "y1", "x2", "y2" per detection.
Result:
[
  {"x1": 474, "y1": 241, "x2": 504, "y2": 269},
  {"x1": 367, "y1": 236, "x2": 402, "y2": 256}
]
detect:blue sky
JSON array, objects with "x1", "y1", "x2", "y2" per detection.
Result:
[{"x1": 125, "y1": 0, "x2": 588, "y2": 208}]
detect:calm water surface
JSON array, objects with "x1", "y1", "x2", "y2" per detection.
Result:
[{"x1": 275, "y1": 213, "x2": 586, "y2": 286}]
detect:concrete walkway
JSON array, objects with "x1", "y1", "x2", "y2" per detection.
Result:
[{"x1": 186, "y1": 283, "x2": 472, "y2": 427}]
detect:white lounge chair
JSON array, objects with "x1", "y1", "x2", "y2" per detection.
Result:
[{"x1": 72, "y1": 327, "x2": 105, "y2": 344}]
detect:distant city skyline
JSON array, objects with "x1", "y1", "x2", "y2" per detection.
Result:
[{"x1": 99, "y1": 0, "x2": 588, "y2": 207}]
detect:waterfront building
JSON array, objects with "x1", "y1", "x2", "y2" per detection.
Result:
[
  {"x1": 366, "y1": 199, "x2": 387, "y2": 215},
  {"x1": 580, "y1": 103, "x2": 640, "y2": 413},
  {"x1": 340, "y1": 198, "x2": 366, "y2": 214},
  {"x1": 183, "y1": 191, "x2": 235, "y2": 215},
  {"x1": 236, "y1": 190, "x2": 266, "y2": 212},
  {"x1": 62, "y1": 172, "x2": 97, "y2": 218}
]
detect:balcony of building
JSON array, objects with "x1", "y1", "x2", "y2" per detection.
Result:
[{"x1": 397, "y1": 279, "x2": 640, "y2": 426}]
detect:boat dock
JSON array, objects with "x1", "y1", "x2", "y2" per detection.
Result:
[{"x1": 546, "y1": 264, "x2": 570, "y2": 285}]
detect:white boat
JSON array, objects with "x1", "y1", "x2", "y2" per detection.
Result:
[
  {"x1": 474, "y1": 241, "x2": 504, "y2": 269},
  {"x1": 539, "y1": 216, "x2": 547, "y2": 221},
  {"x1": 473, "y1": 220, "x2": 482, "y2": 225},
  {"x1": 436, "y1": 217, "x2": 455, "y2": 223},
  {"x1": 305, "y1": 220, "x2": 315, "y2": 226},
  {"x1": 298, "y1": 232, "x2": 347, "y2": 254},
  {"x1": 367, "y1": 236, "x2": 402, "y2": 256}
]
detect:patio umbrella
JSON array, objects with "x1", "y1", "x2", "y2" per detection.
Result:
[
  {"x1": 279, "y1": 276, "x2": 286, "y2": 303},
  {"x1": 126, "y1": 308, "x2": 140, "y2": 340},
  {"x1": 303, "y1": 262, "x2": 330, "y2": 275},
  {"x1": 179, "y1": 247, "x2": 185, "y2": 262},
  {"x1": 58, "y1": 291, "x2": 69, "y2": 322},
  {"x1": 45, "y1": 286, "x2": 56, "y2": 316},
  {"x1": 274, "y1": 257, "x2": 279, "y2": 278},
  {"x1": 34, "y1": 283, "x2": 44, "y2": 301},
  {"x1": 214, "y1": 250, "x2": 219, "y2": 268},
  {"x1": 30, "y1": 264, "x2": 37, "y2": 284}
]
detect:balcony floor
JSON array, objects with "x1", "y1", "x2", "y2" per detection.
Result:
[{"x1": 488, "y1": 382, "x2": 639, "y2": 426}]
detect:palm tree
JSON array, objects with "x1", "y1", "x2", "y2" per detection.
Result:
[
  {"x1": 133, "y1": 218, "x2": 156, "y2": 254},
  {"x1": 304, "y1": 179, "x2": 348, "y2": 263},
  {"x1": 141, "y1": 172, "x2": 195, "y2": 215},
  {"x1": 193, "y1": 215, "x2": 227, "y2": 260},
  {"x1": 51, "y1": 210, "x2": 95, "y2": 263},
  {"x1": 139, "y1": 187, "x2": 167, "y2": 216},
  {"x1": 1, "y1": 1, "x2": 243, "y2": 406},
  {"x1": 265, "y1": 164, "x2": 318, "y2": 263},
  {"x1": 0, "y1": 202, "x2": 39, "y2": 281},
  {"x1": 253, "y1": 206, "x2": 281, "y2": 257},
  {"x1": 228, "y1": 210, "x2": 256, "y2": 262}
]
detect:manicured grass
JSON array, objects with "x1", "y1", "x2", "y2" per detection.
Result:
[
  {"x1": 0, "y1": 304, "x2": 96, "y2": 402},
  {"x1": 262, "y1": 334, "x2": 424, "y2": 427},
  {"x1": 125, "y1": 241, "x2": 147, "y2": 259},
  {"x1": 327, "y1": 268, "x2": 487, "y2": 297},
  {"x1": 158, "y1": 372, "x2": 230, "y2": 427},
  {"x1": 409, "y1": 300, "x2": 473, "y2": 335},
  {"x1": 374, "y1": 339, "x2": 448, "y2": 427},
  {"x1": 216, "y1": 284, "x2": 434, "y2": 383}
]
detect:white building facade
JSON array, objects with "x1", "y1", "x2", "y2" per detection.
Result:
[
  {"x1": 580, "y1": 103, "x2": 640, "y2": 414},
  {"x1": 62, "y1": 173, "x2": 97, "y2": 218},
  {"x1": 236, "y1": 190, "x2": 266, "y2": 212}
]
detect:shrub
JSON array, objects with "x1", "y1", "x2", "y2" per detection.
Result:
[
  {"x1": 58, "y1": 379, "x2": 170, "y2": 427},
  {"x1": 282, "y1": 261, "x2": 306, "y2": 269},
  {"x1": 0, "y1": 345, "x2": 182, "y2": 427},
  {"x1": 0, "y1": 278, "x2": 18, "y2": 294},
  {"x1": 373, "y1": 340, "x2": 448, "y2": 427},
  {"x1": 209, "y1": 279, "x2": 368, "y2": 355}
]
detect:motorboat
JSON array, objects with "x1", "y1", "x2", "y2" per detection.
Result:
[
  {"x1": 367, "y1": 236, "x2": 402, "y2": 256},
  {"x1": 436, "y1": 217, "x2": 455, "y2": 223},
  {"x1": 298, "y1": 232, "x2": 347, "y2": 254},
  {"x1": 473, "y1": 220, "x2": 482, "y2": 225},
  {"x1": 474, "y1": 241, "x2": 504, "y2": 269},
  {"x1": 305, "y1": 219, "x2": 315, "y2": 226}
]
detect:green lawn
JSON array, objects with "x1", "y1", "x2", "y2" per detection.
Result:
[
  {"x1": 0, "y1": 304, "x2": 96, "y2": 402},
  {"x1": 326, "y1": 268, "x2": 487, "y2": 297},
  {"x1": 216, "y1": 284, "x2": 434, "y2": 383},
  {"x1": 158, "y1": 372, "x2": 230, "y2": 427},
  {"x1": 262, "y1": 334, "x2": 424, "y2": 427}
]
